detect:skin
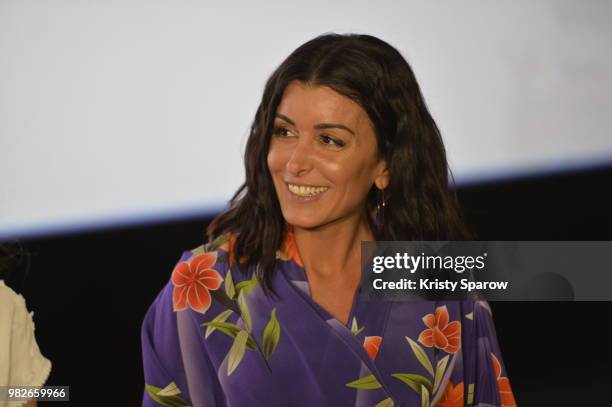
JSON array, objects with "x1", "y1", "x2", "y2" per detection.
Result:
[{"x1": 267, "y1": 80, "x2": 389, "y2": 324}]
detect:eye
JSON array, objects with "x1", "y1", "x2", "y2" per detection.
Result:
[
  {"x1": 272, "y1": 126, "x2": 292, "y2": 137},
  {"x1": 320, "y1": 134, "x2": 345, "y2": 147}
]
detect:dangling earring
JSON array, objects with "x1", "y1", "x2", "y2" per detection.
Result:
[{"x1": 375, "y1": 188, "x2": 386, "y2": 230}]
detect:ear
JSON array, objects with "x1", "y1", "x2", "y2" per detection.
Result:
[{"x1": 374, "y1": 159, "x2": 390, "y2": 190}]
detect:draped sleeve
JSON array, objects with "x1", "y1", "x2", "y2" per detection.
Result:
[
  {"x1": 436, "y1": 299, "x2": 516, "y2": 406},
  {"x1": 141, "y1": 242, "x2": 234, "y2": 407},
  {"x1": 470, "y1": 300, "x2": 516, "y2": 406}
]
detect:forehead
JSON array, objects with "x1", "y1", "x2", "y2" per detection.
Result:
[{"x1": 276, "y1": 81, "x2": 371, "y2": 129}]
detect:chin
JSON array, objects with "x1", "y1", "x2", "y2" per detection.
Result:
[{"x1": 281, "y1": 211, "x2": 323, "y2": 230}]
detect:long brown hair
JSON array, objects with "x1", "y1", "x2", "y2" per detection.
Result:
[{"x1": 208, "y1": 33, "x2": 471, "y2": 294}]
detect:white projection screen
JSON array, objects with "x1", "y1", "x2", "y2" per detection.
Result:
[{"x1": 1, "y1": 1, "x2": 611, "y2": 239}]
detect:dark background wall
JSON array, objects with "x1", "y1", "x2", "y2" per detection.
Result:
[{"x1": 6, "y1": 164, "x2": 612, "y2": 406}]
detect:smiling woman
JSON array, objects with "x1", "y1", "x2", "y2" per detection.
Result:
[
  {"x1": 141, "y1": 33, "x2": 516, "y2": 407},
  {"x1": 267, "y1": 82, "x2": 389, "y2": 237}
]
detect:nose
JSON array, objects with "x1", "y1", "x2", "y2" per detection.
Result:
[{"x1": 285, "y1": 138, "x2": 313, "y2": 176}]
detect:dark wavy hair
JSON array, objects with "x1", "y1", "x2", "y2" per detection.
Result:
[{"x1": 207, "y1": 32, "x2": 471, "y2": 293}]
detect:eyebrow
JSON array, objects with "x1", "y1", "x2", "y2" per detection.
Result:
[{"x1": 275, "y1": 113, "x2": 356, "y2": 136}]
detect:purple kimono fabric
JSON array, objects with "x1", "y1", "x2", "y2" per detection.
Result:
[{"x1": 141, "y1": 231, "x2": 516, "y2": 406}]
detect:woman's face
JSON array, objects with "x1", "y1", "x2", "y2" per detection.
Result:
[{"x1": 267, "y1": 80, "x2": 389, "y2": 230}]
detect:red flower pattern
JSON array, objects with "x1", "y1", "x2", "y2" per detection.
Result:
[
  {"x1": 363, "y1": 336, "x2": 382, "y2": 361},
  {"x1": 491, "y1": 353, "x2": 517, "y2": 407},
  {"x1": 435, "y1": 380, "x2": 464, "y2": 407},
  {"x1": 277, "y1": 225, "x2": 304, "y2": 267},
  {"x1": 171, "y1": 252, "x2": 223, "y2": 314},
  {"x1": 417, "y1": 305, "x2": 461, "y2": 353}
]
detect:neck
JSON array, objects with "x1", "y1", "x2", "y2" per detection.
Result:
[{"x1": 292, "y1": 209, "x2": 374, "y2": 279}]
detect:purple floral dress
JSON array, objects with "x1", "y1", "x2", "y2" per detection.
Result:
[{"x1": 141, "y1": 229, "x2": 517, "y2": 407}]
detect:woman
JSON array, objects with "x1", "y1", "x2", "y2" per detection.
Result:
[{"x1": 142, "y1": 33, "x2": 516, "y2": 406}]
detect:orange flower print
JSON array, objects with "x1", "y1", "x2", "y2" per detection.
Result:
[
  {"x1": 417, "y1": 305, "x2": 461, "y2": 353},
  {"x1": 491, "y1": 353, "x2": 517, "y2": 407},
  {"x1": 218, "y1": 233, "x2": 248, "y2": 266},
  {"x1": 363, "y1": 336, "x2": 382, "y2": 361},
  {"x1": 277, "y1": 226, "x2": 304, "y2": 267},
  {"x1": 435, "y1": 381, "x2": 464, "y2": 407},
  {"x1": 171, "y1": 252, "x2": 223, "y2": 314}
]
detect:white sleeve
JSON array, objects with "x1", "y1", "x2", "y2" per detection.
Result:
[{"x1": 0, "y1": 281, "x2": 52, "y2": 407}]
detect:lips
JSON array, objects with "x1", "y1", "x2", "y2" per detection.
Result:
[{"x1": 286, "y1": 183, "x2": 329, "y2": 197}]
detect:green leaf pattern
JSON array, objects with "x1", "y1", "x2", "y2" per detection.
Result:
[
  {"x1": 201, "y1": 321, "x2": 257, "y2": 350},
  {"x1": 433, "y1": 355, "x2": 449, "y2": 394},
  {"x1": 262, "y1": 308, "x2": 281, "y2": 360},
  {"x1": 227, "y1": 330, "x2": 249, "y2": 375},
  {"x1": 391, "y1": 373, "x2": 432, "y2": 394},
  {"x1": 345, "y1": 374, "x2": 382, "y2": 389},
  {"x1": 235, "y1": 277, "x2": 258, "y2": 295},
  {"x1": 224, "y1": 271, "x2": 236, "y2": 299},
  {"x1": 145, "y1": 382, "x2": 191, "y2": 407},
  {"x1": 420, "y1": 383, "x2": 430, "y2": 407},
  {"x1": 345, "y1": 333, "x2": 457, "y2": 406},
  {"x1": 201, "y1": 265, "x2": 280, "y2": 378},
  {"x1": 374, "y1": 397, "x2": 395, "y2": 407},
  {"x1": 236, "y1": 289, "x2": 252, "y2": 333},
  {"x1": 405, "y1": 337, "x2": 434, "y2": 377},
  {"x1": 204, "y1": 309, "x2": 233, "y2": 339},
  {"x1": 350, "y1": 316, "x2": 365, "y2": 336}
]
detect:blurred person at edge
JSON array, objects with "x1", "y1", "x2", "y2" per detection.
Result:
[
  {"x1": 141, "y1": 33, "x2": 517, "y2": 407},
  {"x1": 0, "y1": 245, "x2": 51, "y2": 407}
]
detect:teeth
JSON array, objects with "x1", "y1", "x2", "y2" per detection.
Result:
[{"x1": 288, "y1": 184, "x2": 329, "y2": 197}]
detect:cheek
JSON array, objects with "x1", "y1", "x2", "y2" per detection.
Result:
[
  {"x1": 320, "y1": 157, "x2": 373, "y2": 188},
  {"x1": 267, "y1": 145, "x2": 284, "y2": 175},
  {"x1": 321, "y1": 159, "x2": 377, "y2": 204}
]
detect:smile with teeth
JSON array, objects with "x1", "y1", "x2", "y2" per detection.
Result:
[{"x1": 287, "y1": 183, "x2": 329, "y2": 197}]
